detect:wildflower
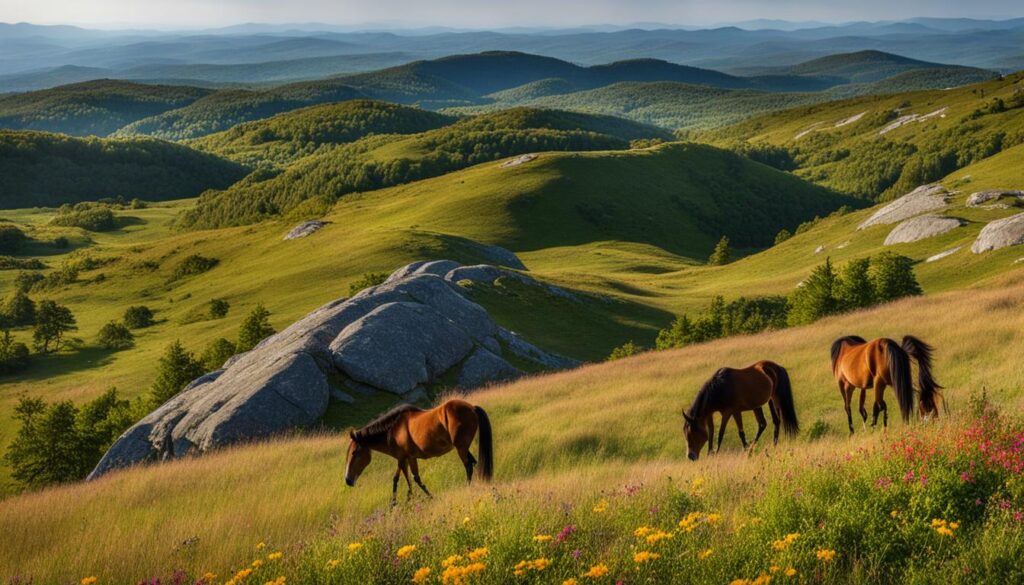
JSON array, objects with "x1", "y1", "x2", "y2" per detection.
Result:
[
  {"x1": 698, "y1": 548, "x2": 713, "y2": 560},
  {"x1": 533, "y1": 534, "x2": 553, "y2": 543},
  {"x1": 462, "y1": 517, "x2": 471, "y2": 525},
  {"x1": 267, "y1": 552, "x2": 283, "y2": 561},
  {"x1": 936, "y1": 526, "x2": 954, "y2": 537},
  {"x1": 582, "y1": 563, "x2": 609, "y2": 578},
  {"x1": 633, "y1": 526, "x2": 654, "y2": 538},
  {"x1": 949, "y1": 521, "x2": 960, "y2": 530},
  {"x1": 513, "y1": 558, "x2": 551, "y2": 576},
  {"x1": 645, "y1": 530, "x2": 674, "y2": 545},
  {"x1": 263, "y1": 578, "x2": 285, "y2": 585},
  {"x1": 771, "y1": 533, "x2": 800, "y2": 551},
  {"x1": 468, "y1": 547, "x2": 489, "y2": 561},
  {"x1": 397, "y1": 545, "x2": 417, "y2": 559},
  {"x1": 203, "y1": 573, "x2": 217, "y2": 583},
  {"x1": 251, "y1": 559, "x2": 264, "y2": 569},
  {"x1": 784, "y1": 568, "x2": 797, "y2": 577},
  {"x1": 80, "y1": 578, "x2": 98, "y2": 585},
  {"x1": 348, "y1": 542, "x2": 364, "y2": 553},
  {"x1": 256, "y1": 542, "x2": 267, "y2": 551},
  {"x1": 634, "y1": 551, "x2": 660, "y2": 563},
  {"x1": 705, "y1": 513, "x2": 722, "y2": 524},
  {"x1": 769, "y1": 565, "x2": 781, "y2": 573},
  {"x1": 442, "y1": 555, "x2": 465, "y2": 568},
  {"x1": 412, "y1": 567, "x2": 432, "y2": 584},
  {"x1": 556, "y1": 525, "x2": 577, "y2": 542},
  {"x1": 442, "y1": 562, "x2": 486, "y2": 585},
  {"x1": 753, "y1": 575, "x2": 772, "y2": 585},
  {"x1": 326, "y1": 559, "x2": 340, "y2": 570},
  {"x1": 592, "y1": 500, "x2": 609, "y2": 513},
  {"x1": 563, "y1": 580, "x2": 579, "y2": 585},
  {"x1": 816, "y1": 549, "x2": 837, "y2": 562},
  {"x1": 890, "y1": 510, "x2": 899, "y2": 518}
]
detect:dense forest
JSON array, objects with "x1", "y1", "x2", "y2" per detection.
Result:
[{"x1": 0, "y1": 130, "x2": 247, "y2": 207}]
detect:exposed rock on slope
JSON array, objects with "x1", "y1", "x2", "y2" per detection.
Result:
[
  {"x1": 858, "y1": 184, "x2": 951, "y2": 230},
  {"x1": 883, "y1": 215, "x2": 965, "y2": 245},
  {"x1": 284, "y1": 220, "x2": 328, "y2": 240},
  {"x1": 966, "y1": 190, "x2": 1024, "y2": 207},
  {"x1": 89, "y1": 261, "x2": 576, "y2": 479},
  {"x1": 971, "y1": 213, "x2": 1024, "y2": 253}
]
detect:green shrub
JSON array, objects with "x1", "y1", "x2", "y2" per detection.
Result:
[
  {"x1": 773, "y1": 229, "x2": 792, "y2": 245},
  {"x1": 97, "y1": 321, "x2": 134, "y2": 350},
  {"x1": 871, "y1": 252, "x2": 922, "y2": 302},
  {"x1": 0, "y1": 330, "x2": 30, "y2": 374},
  {"x1": 0, "y1": 256, "x2": 45, "y2": 270},
  {"x1": 150, "y1": 341, "x2": 205, "y2": 406},
  {"x1": 787, "y1": 258, "x2": 840, "y2": 326},
  {"x1": 200, "y1": 338, "x2": 237, "y2": 371},
  {"x1": 122, "y1": 305, "x2": 155, "y2": 329},
  {"x1": 172, "y1": 254, "x2": 219, "y2": 279},
  {"x1": 48, "y1": 207, "x2": 117, "y2": 231},
  {"x1": 0, "y1": 225, "x2": 28, "y2": 253},
  {"x1": 237, "y1": 304, "x2": 275, "y2": 352},
  {"x1": 657, "y1": 295, "x2": 788, "y2": 349},
  {"x1": 806, "y1": 419, "x2": 831, "y2": 441},
  {"x1": 348, "y1": 272, "x2": 389, "y2": 296},
  {"x1": 209, "y1": 298, "x2": 230, "y2": 319},
  {"x1": 1, "y1": 290, "x2": 36, "y2": 327},
  {"x1": 606, "y1": 341, "x2": 645, "y2": 361}
]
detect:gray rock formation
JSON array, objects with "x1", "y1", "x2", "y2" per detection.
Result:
[
  {"x1": 883, "y1": 215, "x2": 965, "y2": 245},
  {"x1": 971, "y1": 213, "x2": 1024, "y2": 253},
  {"x1": 283, "y1": 220, "x2": 327, "y2": 240},
  {"x1": 966, "y1": 190, "x2": 1024, "y2": 207},
  {"x1": 925, "y1": 246, "x2": 962, "y2": 263},
  {"x1": 858, "y1": 184, "x2": 950, "y2": 230},
  {"x1": 89, "y1": 261, "x2": 577, "y2": 479}
]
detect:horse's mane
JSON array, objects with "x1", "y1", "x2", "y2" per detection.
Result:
[
  {"x1": 353, "y1": 403, "x2": 422, "y2": 441},
  {"x1": 830, "y1": 335, "x2": 866, "y2": 370},
  {"x1": 687, "y1": 368, "x2": 730, "y2": 419}
]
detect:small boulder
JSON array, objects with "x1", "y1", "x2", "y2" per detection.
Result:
[
  {"x1": 284, "y1": 220, "x2": 327, "y2": 240},
  {"x1": 971, "y1": 213, "x2": 1024, "y2": 253},
  {"x1": 858, "y1": 184, "x2": 950, "y2": 230},
  {"x1": 884, "y1": 215, "x2": 965, "y2": 245},
  {"x1": 966, "y1": 190, "x2": 1024, "y2": 207}
]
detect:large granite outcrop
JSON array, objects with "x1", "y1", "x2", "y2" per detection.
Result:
[
  {"x1": 971, "y1": 213, "x2": 1024, "y2": 254},
  {"x1": 858, "y1": 184, "x2": 951, "y2": 230}
]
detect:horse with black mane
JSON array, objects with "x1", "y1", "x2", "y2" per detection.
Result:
[
  {"x1": 830, "y1": 335, "x2": 942, "y2": 433},
  {"x1": 682, "y1": 360, "x2": 799, "y2": 461},
  {"x1": 344, "y1": 398, "x2": 492, "y2": 505}
]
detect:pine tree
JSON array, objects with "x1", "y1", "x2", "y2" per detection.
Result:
[
  {"x1": 237, "y1": 304, "x2": 275, "y2": 352},
  {"x1": 4, "y1": 398, "x2": 84, "y2": 487},
  {"x1": 1, "y1": 290, "x2": 36, "y2": 327},
  {"x1": 836, "y1": 257, "x2": 875, "y2": 310},
  {"x1": 871, "y1": 252, "x2": 922, "y2": 302},
  {"x1": 774, "y1": 229, "x2": 792, "y2": 245},
  {"x1": 150, "y1": 341, "x2": 205, "y2": 406},
  {"x1": 788, "y1": 257, "x2": 840, "y2": 326},
  {"x1": 708, "y1": 236, "x2": 733, "y2": 266},
  {"x1": 32, "y1": 300, "x2": 77, "y2": 353}
]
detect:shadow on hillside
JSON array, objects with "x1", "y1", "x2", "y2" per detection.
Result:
[{"x1": 5, "y1": 346, "x2": 122, "y2": 385}]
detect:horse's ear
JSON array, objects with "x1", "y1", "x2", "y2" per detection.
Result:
[
  {"x1": 682, "y1": 412, "x2": 695, "y2": 425},
  {"x1": 348, "y1": 430, "x2": 357, "y2": 441}
]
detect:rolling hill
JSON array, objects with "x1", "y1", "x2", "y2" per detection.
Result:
[
  {"x1": 0, "y1": 130, "x2": 247, "y2": 208},
  {"x1": 755, "y1": 50, "x2": 994, "y2": 84}
]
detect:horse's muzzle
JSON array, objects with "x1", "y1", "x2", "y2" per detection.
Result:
[
  {"x1": 345, "y1": 477, "x2": 355, "y2": 487},
  {"x1": 687, "y1": 452, "x2": 698, "y2": 462}
]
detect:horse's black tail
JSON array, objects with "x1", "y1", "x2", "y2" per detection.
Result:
[
  {"x1": 885, "y1": 339, "x2": 915, "y2": 422},
  {"x1": 768, "y1": 363, "x2": 799, "y2": 437},
  {"x1": 902, "y1": 335, "x2": 942, "y2": 417},
  {"x1": 474, "y1": 406, "x2": 493, "y2": 481}
]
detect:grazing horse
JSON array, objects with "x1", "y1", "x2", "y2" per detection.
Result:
[
  {"x1": 344, "y1": 399, "x2": 493, "y2": 505},
  {"x1": 682, "y1": 361, "x2": 799, "y2": 461},
  {"x1": 830, "y1": 335, "x2": 942, "y2": 434}
]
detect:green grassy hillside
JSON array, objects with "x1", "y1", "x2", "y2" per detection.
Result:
[
  {"x1": 0, "y1": 130, "x2": 247, "y2": 208},
  {"x1": 707, "y1": 72, "x2": 1024, "y2": 200},
  {"x1": 177, "y1": 108, "x2": 674, "y2": 228},
  {"x1": 0, "y1": 80, "x2": 211, "y2": 136},
  {"x1": 189, "y1": 100, "x2": 456, "y2": 168},
  {"x1": 781, "y1": 50, "x2": 993, "y2": 84}
]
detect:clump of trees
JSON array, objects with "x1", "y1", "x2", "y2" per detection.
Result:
[
  {"x1": 606, "y1": 341, "x2": 646, "y2": 361},
  {"x1": 122, "y1": 305, "x2": 155, "y2": 329},
  {"x1": 656, "y1": 296, "x2": 789, "y2": 349},
  {"x1": 0, "y1": 330, "x2": 30, "y2": 374},
  {"x1": 48, "y1": 205, "x2": 117, "y2": 232},
  {"x1": 200, "y1": 338, "x2": 236, "y2": 371},
  {"x1": 97, "y1": 321, "x2": 134, "y2": 350},
  {"x1": 0, "y1": 224, "x2": 28, "y2": 253},
  {"x1": 209, "y1": 298, "x2": 230, "y2": 319},
  {"x1": 172, "y1": 254, "x2": 219, "y2": 279}
]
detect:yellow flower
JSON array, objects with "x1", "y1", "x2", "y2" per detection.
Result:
[
  {"x1": 936, "y1": 526, "x2": 955, "y2": 537},
  {"x1": 633, "y1": 526, "x2": 654, "y2": 538},
  {"x1": 251, "y1": 559, "x2": 264, "y2": 569},
  {"x1": 753, "y1": 575, "x2": 772, "y2": 585},
  {"x1": 769, "y1": 565, "x2": 781, "y2": 573},
  {"x1": 729, "y1": 580, "x2": 750, "y2": 585},
  {"x1": 533, "y1": 534, "x2": 553, "y2": 543},
  {"x1": 442, "y1": 555, "x2": 465, "y2": 568},
  {"x1": 513, "y1": 558, "x2": 550, "y2": 576},
  {"x1": 816, "y1": 549, "x2": 837, "y2": 562},
  {"x1": 347, "y1": 542, "x2": 364, "y2": 553},
  {"x1": 263, "y1": 578, "x2": 285, "y2": 585},
  {"x1": 563, "y1": 580, "x2": 579, "y2": 585},
  {"x1": 397, "y1": 545, "x2": 417, "y2": 559},
  {"x1": 592, "y1": 500, "x2": 608, "y2": 513},
  {"x1": 949, "y1": 521, "x2": 960, "y2": 530},
  {"x1": 931, "y1": 518, "x2": 946, "y2": 528},
  {"x1": 582, "y1": 563, "x2": 609, "y2": 578},
  {"x1": 468, "y1": 547, "x2": 489, "y2": 561},
  {"x1": 771, "y1": 533, "x2": 800, "y2": 551},
  {"x1": 645, "y1": 530, "x2": 674, "y2": 545},
  {"x1": 705, "y1": 513, "x2": 722, "y2": 524},
  {"x1": 890, "y1": 510, "x2": 899, "y2": 518},
  {"x1": 326, "y1": 559, "x2": 340, "y2": 570},
  {"x1": 462, "y1": 517, "x2": 471, "y2": 525},
  {"x1": 80, "y1": 578, "x2": 98, "y2": 585},
  {"x1": 442, "y1": 562, "x2": 486, "y2": 584},
  {"x1": 256, "y1": 542, "x2": 267, "y2": 551},
  {"x1": 634, "y1": 551, "x2": 661, "y2": 563},
  {"x1": 267, "y1": 552, "x2": 283, "y2": 561},
  {"x1": 784, "y1": 568, "x2": 797, "y2": 577},
  {"x1": 203, "y1": 573, "x2": 217, "y2": 583},
  {"x1": 411, "y1": 567, "x2": 431, "y2": 584},
  {"x1": 698, "y1": 548, "x2": 713, "y2": 560}
]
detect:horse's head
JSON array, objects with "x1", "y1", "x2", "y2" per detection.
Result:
[
  {"x1": 344, "y1": 431, "x2": 372, "y2": 487},
  {"x1": 682, "y1": 412, "x2": 708, "y2": 461},
  {"x1": 919, "y1": 391, "x2": 943, "y2": 421}
]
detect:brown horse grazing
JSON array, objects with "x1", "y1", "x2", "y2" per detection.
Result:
[
  {"x1": 682, "y1": 361, "x2": 799, "y2": 461},
  {"x1": 344, "y1": 399, "x2": 493, "y2": 505},
  {"x1": 830, "y1": 335, "x2": 943, "y2": 434}
]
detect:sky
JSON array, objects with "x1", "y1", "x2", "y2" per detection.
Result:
[{"x1": 1, "y1": 0, "x2": 1022, "y2": 29}]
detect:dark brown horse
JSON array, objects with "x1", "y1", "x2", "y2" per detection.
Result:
[
  {"x1": 682, "y1": 361, "x2": 799, "y2": 461},
  {"x1": 830, "y1": 335, "x2": 942, "y2": 433},
  {"x1": 344, "y1": 399, "x2": 493, "y2": 505}
]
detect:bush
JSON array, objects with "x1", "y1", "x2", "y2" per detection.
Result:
[
  {"x1": 172, "y1": 254, "x2": 219, "y2": 279},
  {"x1": 806, "y1": 419, "x2": 831, "y2": 442},
  {"x1": 348, "y1": 272, "x2": 389, "y2": 296},
  {"x1": 48, "y1": 207, "x2": 117, "y2": 231},
  {"x1": 97, "y1": 321, "x2": 134, "y2": 350},
  {"x1": 0, "y1": 224, "x2": 27, "y2": 254},
  {"x1": 237, "y1": 304, "x2": 275, "y2": 352},
  {"x1": 1, "y1": 290, "x2": 36, "y2": 327},
  {"x1": 52, "y1": 236, "x2": 70, "y2": 249},
  {"x1": 32, "y1": 300, "x2": 77, "y2": 353},
  {"x1": 150, "y1": 341, "x2": 205, "y2": 406},
  {"x1": 0, "y1": 330, "x2": 30, "y2": 374},
  {"x1": 0, "y1": 256, "x2": 45, "y2": 270},
  {"x1": 871, "y1": 252, "x2": 922, "y2": 302},
  {"x1": 836, "y1": 257, "x2": 875, "y2": 310},
  {"x1": 14, "y1": 271, "x2": 43, "y2": 292},
  {"x1": 200, "y1": 338, "x2": 237, "y2": 371},
  {"x1": 122, "y1": 305, "x2": 155, "y2": 329},
  {"x1": 773, "y1": 229, "x2": 792, "y2": 245},
  {"x1": 209, "y1": 298, "x2": 230, "y2": 319},
  {"x1": 606, "y1": 341, "x2": 645, "y2": 361}
]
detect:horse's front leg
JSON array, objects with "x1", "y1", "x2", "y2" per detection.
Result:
[
  {"x1": 409, "y1": 458, "x2": 432, "y2": 498},
  {"x1": 733, "y1": 412, "x2": 748, "y2": 450},
  {"x1": 391, "y1": 463, "x2": 402, "y2": 507},
  {"x1": 399, "y1": 459, "x2": 413, "y2": 500},
  {"x1": 752, "y1": 407, "x2": 768, "y2": 445},
  {"x1": 707, "y1": 416, "x2": 715, "y2": 456},
  {"x1": 858, "y1": 387, "x2": 869, "y2": 429}
]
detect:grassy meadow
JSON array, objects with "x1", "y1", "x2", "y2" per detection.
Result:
[{"x1": 2, "y1": 269, "x2": 1023, "y2": 583}]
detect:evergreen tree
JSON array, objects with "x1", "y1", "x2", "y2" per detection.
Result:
[
  {"x1": 836, "y1": 257, "x2": 875, "y2": 310},
  {"x1": 75, "y1": 389, "x2": 133, "y2": 466},
  {"x1": 200, "y1": 337, "x2": 237, "y2": 372},
  {"x1": 788, "y1": 258, "x2": 840, "y2": 326},
  {"x1": 774, "y1": 229, "x2": 792, "y2": 245},
  {"x1": 606, "y1": 341, "x2": 645, "y2": 361},
  {"x1": 708, "y1": 236, "x2": 733, "y2": 266},
  {"x1": 122, "y1": 305, "x2": 155, "y2": 329},
  {"x1": 871, "y1": 252, "x2": 922, "y2": 302},
  {"x1": 97, "y1": 321, "x2": 134, "y2": 350},
  {"x1": 32, "y1": 300, "x2": 77, "y2": 353},
  {"x1": 150, "y1": 341, "x2": 205, "y2": 406},
  {"x1": 237, "y1": 304, "x2": 275, "y2": 352},
  {"x1": 4, "y1": 398, "x2": 84, "y2": 487},
  {"x1": 1, "y1": 290, "x2": 36, "y2": 327}
]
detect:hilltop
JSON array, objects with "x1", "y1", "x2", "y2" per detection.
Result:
[{"x1": 757, "y1": 50, "x2": 993, "y2": 84}]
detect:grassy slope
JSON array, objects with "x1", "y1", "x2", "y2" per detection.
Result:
[{"x1": 2, "y1": 271, "x2": 1023, "y2": 582}]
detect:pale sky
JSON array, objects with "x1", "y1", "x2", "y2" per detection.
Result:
[{"x1": 2, "y1": 0, "x2": 1022, "y2": 29}]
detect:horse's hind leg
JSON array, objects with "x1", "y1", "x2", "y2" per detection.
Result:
[
  {"x1": 873, "y1": 382, "x2": 888, "y2": 429},
  {"x1": 768, "y1": 400, "x2": 781, "y2": 445},
  {"x1": 752, "y1": 407, "x2": 768, "y2": 445},
  {"x1": 858, "y1": 387, "x2": 869, "y2": 428},
  {"x1": 456, "y1": 447, "x2": 477, "y2": 483},
  {"x1": 733, "y1": 412, "x2": 748, "y2": 449},
  {"x1": 409, "y1": 458, "x2": 432, "y2": 498},
  {"x1": 391, "y1": 463, "x2": 402, "y2": 507},
  {"x1": 840, "y1": 382, "x2": 855, "y2": 435}
]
